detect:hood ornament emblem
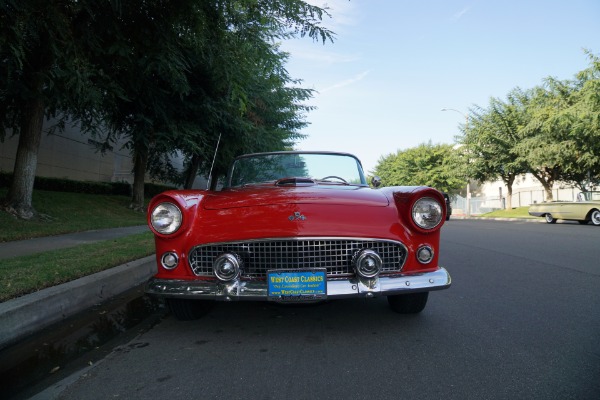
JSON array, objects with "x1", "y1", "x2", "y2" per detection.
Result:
[{"x1": 288, "y1": 212, "x2": 306, "y2": 221}]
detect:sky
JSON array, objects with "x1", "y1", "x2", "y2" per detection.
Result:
[{"x1": 280, "y1": 0, "x2": 600, "y2": 174}]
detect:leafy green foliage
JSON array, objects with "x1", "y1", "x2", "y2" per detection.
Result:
[
  {"x1": 458, "y1": 89, "x2": 531, "y2": 207},
  {"x1": 373, "y1": 142, "x2": 466, "y2": 192},
  {"x1": 173, "y1": 1, "x2": 328, "y2": 187},
  {"x1": 1, "y1": 0, "x2": 335, "y2": 215},
  {"x1": 0, "y1": 0, "x2": 103, "y2": 138},
  {"x1": 0, "y1": 0, "x2": 111, "y2": 218},
  {"x1": 457, "y1": 51, "x2": 600, "y2": 200},
  {"x1": 518, "y1": 52, "x2": 600, "y2": 192}
]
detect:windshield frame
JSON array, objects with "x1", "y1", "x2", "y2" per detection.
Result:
[
  {"x1": 225, "y1": 151, "x2": 368, "y2": 188},
  {"x1": 578, "y1": 191, "x2": 600, "y2": 202}
]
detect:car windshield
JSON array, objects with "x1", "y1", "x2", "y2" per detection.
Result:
[
  {"x1": 227, "y1": 152, "x2": 367, "y2": 187},
  {"x1": 579, "y1": 192, "x2": 600, "y2": 201}
]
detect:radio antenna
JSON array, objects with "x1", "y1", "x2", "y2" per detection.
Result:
[{"x1": 206, "y1": 133, "x2": 221, "y2": 190}]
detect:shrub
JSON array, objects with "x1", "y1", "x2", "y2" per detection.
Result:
[{"x1": 0, "y1": 172, "x2": 176, "y2": 198}]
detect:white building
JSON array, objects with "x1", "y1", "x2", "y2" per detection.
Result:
[
  {"x1": 1, "y1": 120, "x2": 207, "y2": 188},
  {"x1": 2, "y1": 121, "x2": 137, "y2": 183},
  {"x1": 452, "y1": 174, "x2": 589, "y2": 216}
]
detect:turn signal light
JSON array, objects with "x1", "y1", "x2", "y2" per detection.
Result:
[
  {"x1": 161, "y1": 252, "x2": 179, "y2": 269},
  {"x1": 416, "y1": 245, "x2": 434, "y2": 264}
]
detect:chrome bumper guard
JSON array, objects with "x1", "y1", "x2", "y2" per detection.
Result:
[{"x1": 145, "y1": 267, "x2": 451, "y2": 301}]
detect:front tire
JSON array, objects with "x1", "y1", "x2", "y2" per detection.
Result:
[
  {"x1": 167, "y1": 298, "x2": 214, "y2": 320},
  {"x1": 387, "y1": 292, "x2": 429, "y2": 314},
  {"x1": 545, "y1": 213, "x2": 557, "y2": 224},
  {"x1": 590, "y1": 209, "x2": 600, "y2": 226}
]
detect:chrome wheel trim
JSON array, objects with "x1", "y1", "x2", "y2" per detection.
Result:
[
  {"x1": 544, "y1": 213, "x2": 555, "y2": 224},
  {"x1": 591, "y1": 210, "x2": 600, "y2": 226}
]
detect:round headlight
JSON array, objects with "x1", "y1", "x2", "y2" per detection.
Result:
[
  {"x1": 412, "y1": 197, "x2": 443, "y2": 230},
  {"x1": 151, "y1": 202, "x2": 182, "y2": 234}
]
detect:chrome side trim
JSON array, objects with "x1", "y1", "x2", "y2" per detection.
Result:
[{"x1": 145, "y1": 267, "x2": 451, "y2": 301}]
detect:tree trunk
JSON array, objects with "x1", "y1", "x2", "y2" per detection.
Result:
[
  {"x1": 3, "y1": 97, "x2": 46, "y2": 220},
  {"x1": 130, "y1": 145, "x2": 149, "y2": 211},
  {"x1": 505, "y1": 175, "x2": 515, "y2": 210},
  {"x1": 532, "y1": 173, "x2": 554, "y2": 201},
  {"x1": 544, "y1": 185, "x2": 553, "y2": 201},
  {"x1": 183, "y1": 153, "x2": 202, "y2": 189},
  {"x1": 506, "y1": 186, "x2": 513, "y2": 210}
]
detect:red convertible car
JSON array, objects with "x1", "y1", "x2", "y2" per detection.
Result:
[{"x1": 146, "y1": 151, "x2": 451, "y2": 319}]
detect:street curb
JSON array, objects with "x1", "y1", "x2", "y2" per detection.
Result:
[
  {"x1": 450, "y1": 216, "x2": 542, "y2": 222},
  {"x1": 0, "y1": 255, "x2": 156, "y2": 351}
]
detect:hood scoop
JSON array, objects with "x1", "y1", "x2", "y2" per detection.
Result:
[{"x1": 275, "y1": 177, "x2": 317, "y2": 186}]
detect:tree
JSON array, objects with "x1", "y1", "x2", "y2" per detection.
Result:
[
  {"x1": 0, "y1": 0, "x2": 104, "y2": 219},
  {"x1": 516, "y1": 84, "x2": 569, "y2": 200},
  {"x1": 515, "y1": 52, "x2": 600, "y2": 199},
  {"x1": 176, "y1": 0, "x2": 330, "y2": 190},
  {"x1": 547, "y1": 52, "x2": 600, "y2": 190},
  {"x1": 89, "y1": 0, "x2": 334, "y2": 209},
  {"x1": 83, "y1": 0, "x2": 204, "y2": 210},
  {"x1": 457, "y1": 52, "x2": 600, "y2": 202},
  {"x1": 459, "y1": 90, "x2": 529, "y2": 209},
  {"x1": 373, "y1": 142, "x2": 466, "y2": 192},
  {"x1": 1, "y1": 0, "x2": 335, "y2": 216},
  {"x1": 176, "y1": 14, "x2": 314, "y2": 190}
]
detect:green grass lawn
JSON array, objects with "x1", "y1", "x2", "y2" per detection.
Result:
[
  {"x1": 0, "y1": 232, "x2": 154, "y2": 301},
  {"x1": 477, "y1": 206, "x2": 534, "y2": 219},
  {"x1": 1, "y1": 189, "x2": 153, "y2": 301},
  {"x1": 0, "y1": 189, "x2": 147, "y2": 242}
]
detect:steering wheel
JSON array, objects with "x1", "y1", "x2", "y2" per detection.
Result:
[{"x1": 320, "y1": 175, "x2": 348, "y2": 183}]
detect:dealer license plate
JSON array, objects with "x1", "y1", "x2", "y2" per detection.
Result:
[{"x1": 267, "y1": 269, "x2": 327, "y2": 302}]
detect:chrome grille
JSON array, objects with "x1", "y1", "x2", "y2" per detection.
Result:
[{"x1": 188, "y1": 238, "x2": 407, "y2": 278}]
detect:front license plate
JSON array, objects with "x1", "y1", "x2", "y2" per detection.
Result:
[{"x1": 267, "y1": 269, "x2": 327, "y2": 302}]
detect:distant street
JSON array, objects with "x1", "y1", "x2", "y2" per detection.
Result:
[{"x1": 48, "y1": 220, "x2": 600, "y2": 400}]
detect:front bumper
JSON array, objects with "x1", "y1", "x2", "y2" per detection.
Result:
[{"x1": 145, "y1": 267, "x2": 451, "y2": 301}]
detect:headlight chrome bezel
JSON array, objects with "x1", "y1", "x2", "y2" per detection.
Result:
[
  {"x1": 150, "y1": 202, "x2": 183, "y2": 235},
  {"x1": 411, "y1": 197, "x2": 443, "y2": 230}
]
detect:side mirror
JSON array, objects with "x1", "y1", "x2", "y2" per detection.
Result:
[{"x1": 371, "y1": 176, "x2": 382, "y2": 188}]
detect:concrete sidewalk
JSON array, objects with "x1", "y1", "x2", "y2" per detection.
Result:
[
  {"x1": 0, "y1": 225, "x2": 149, "y2": 260},
  {"x1": 0, "y1": 226, "x2": 156, "y2": 350}
]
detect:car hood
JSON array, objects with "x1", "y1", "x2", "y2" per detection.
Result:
[{"x1": 202, "y1": 185, "x2": 389, "y2": 210}]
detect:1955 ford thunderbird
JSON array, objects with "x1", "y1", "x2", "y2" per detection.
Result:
[
  {"x1": 145, "y1": 151, "x2": 451, "y2": 320},
  {"x1": 528, "y1": 191, "x2": 600, "y2": 225}
]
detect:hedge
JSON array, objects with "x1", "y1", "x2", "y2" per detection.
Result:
[{"x1": 0, "y1": 172, "x2": 176, "y2": 198}]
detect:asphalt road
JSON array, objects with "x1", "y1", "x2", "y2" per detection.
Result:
[{"x1": 44, "y1": 220, "x2": 600, "y2": 400}]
